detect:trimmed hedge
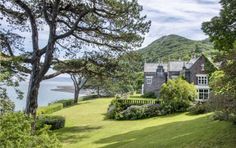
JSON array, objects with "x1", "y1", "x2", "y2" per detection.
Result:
[
  {"x1": 37, "y1": 115, "x2": 65, "y2": 130},
  {"x1": 141, "y1": 92, "x2": 156, "y2": 98},
  {"x1": 37, "y1": 103, "x2": 63, "y2": 115},
  {"x1": 52, "y1": 99, "x2": 74, "y2": 107}
]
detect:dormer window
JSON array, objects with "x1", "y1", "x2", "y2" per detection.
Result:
[{"x1": 196, "y1": 74, "x2": 208, "y2": 85}]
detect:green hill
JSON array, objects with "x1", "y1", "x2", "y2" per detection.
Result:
[{"x1": 139, "y1": 34, "x2": 214, "y2": 62}]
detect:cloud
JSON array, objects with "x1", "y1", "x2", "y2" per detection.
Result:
[{"x1": 138, "y1": 0, "x2": 221, "y2": 47}]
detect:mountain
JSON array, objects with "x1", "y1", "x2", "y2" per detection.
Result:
[{"x1": 138, "y1": 34, "x2": 215, "y2": 62}]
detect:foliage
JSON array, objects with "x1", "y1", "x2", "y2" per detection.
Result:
[
  {"x1": 0, "y1": 89, "x2": 15, "y2": 114},
  {"x1": 0, "y1": 112, "x2": 61, "y2": 147},
  {"x1": 188, "y1": 103, "x2": 209, "y2": 115},
  {"x1": 106, "y1": 98, "x2": 161, "y2": 120},
  {"x1": 37, "y1": 115, "x2": 65, "y2": 130},
  {"x1": 109, "y1": 104, "x2": 161, "y2": 120},
  {"x1": 160, "y1": 78, "x2": 197, "y2": 112},
  {"x1": 51, "y1": 99, "x2": 74, "y2": 108},
  {"x1": 139, "y1": 34, "x2": 214, "y2": 63},
  {"x1": 142, "y1": 92, "x2": 156, "y2": 98},
  {"x1": 212, "y1": 111, "x2": 231, "y2": 121},
  {"x1": 106, "y1": 99, "x2": 129, "y2": 119},
  {"x1": 202, "y1": 0, "x2": 236, "y2": 99},
  {"x1": 37, "y1": 103, "x2": 63, "y2": 115},
  {"x1": 0, "y1": 0, "x2": 150, "y2": 116}
]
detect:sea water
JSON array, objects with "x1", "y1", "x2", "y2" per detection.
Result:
[{"x1": 6, "y1": 77, "x2": 82, "y2": 111}]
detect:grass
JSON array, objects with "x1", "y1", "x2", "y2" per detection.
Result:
[{"x1": 53, "y1": 98, "x2": 236, "y2": 148}]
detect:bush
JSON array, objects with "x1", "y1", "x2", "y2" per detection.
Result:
[
  {"x1": 212, "y1": 111, "x2": 230, "y2": 121},
  {"x1": 229, "y1": 113, "x2": 236, "y2": 125},
  {"x1": 81, "y1": 95, "x2": 99, "y2": 101},
  {"x1": 160, "y1": 78, "x2": 197, "y2": 113},
  {"x1": 0, "y1": 112, "x2": 61, "y2": 147},
  {"x1": 117, "y1": 105, "x2": 145, "y2": 120},
  {"x1": 188, "y1": 103, "x2": 209, "y2": 115},
  {"x1": 37, "y1": 103, "x2": 63, "y2": 115},
  {"x1": 51, "y1": 99, "x2": 74, "y2": 107},
  {"x1": 142, "y1": 92, "x2": 156, "y2": 98},
  {"x1": 107, "y1": 99, "x2": 161, "y2": 120},
  {"x1": 37, "y1": 115, "x2": 65, "y2": 130},
  {"x1": 106, "y1": 99, "x2": 129, "y2": 119}
]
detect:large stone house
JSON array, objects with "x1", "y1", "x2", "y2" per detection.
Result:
[{"x1": 142, "y1": 54, "x2": 216, "y2": 101}]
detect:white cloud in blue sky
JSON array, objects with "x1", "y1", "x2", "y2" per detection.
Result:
[{"x1": 138, "y1": 0, "x2": 221, "y2": 47}]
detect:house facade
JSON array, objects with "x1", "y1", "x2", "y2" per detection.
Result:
[{"x1": 142, "y1": 55, "x2": 216, "y2": 101}]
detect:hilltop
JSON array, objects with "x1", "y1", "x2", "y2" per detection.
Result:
[{"x1": 138, "y1": 34, "x2": 215, "y2": 62}]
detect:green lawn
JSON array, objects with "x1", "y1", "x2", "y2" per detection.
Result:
[{"x1": 53, "y1": 98, "x2": 236, "y2": 148}]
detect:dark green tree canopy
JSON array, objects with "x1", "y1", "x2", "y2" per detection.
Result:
[
  {"x1": 0, "y1": 0, "x2": 150, "y2": 116},
  {"x1": 202, "y1": 0, "x2": 236, "y2": 51}
]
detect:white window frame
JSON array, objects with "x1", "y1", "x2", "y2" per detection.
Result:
[
  {"x1": 146, "y1": 76, "x2": 153, "y2": 85},
  {"x1": 196, "y1": 74, "x2": 208, "y2": 85},
  {"x1": 197, "y1": 88, "x2": 209, "y2": 100}
]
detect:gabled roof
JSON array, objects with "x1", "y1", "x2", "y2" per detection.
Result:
[{"x1": 144, "y1": 56, "x2": 201, "y2": 73}]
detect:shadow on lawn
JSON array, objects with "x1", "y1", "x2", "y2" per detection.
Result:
[
  {"x1": 56, "y1": 125, "x2": 102, "y2": 144},
  {"x1": 95, "y1": 115, "x2": 236, "y2": 148}
]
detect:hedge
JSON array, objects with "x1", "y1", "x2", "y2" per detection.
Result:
[
  {"x1": 37, "y1": 115, "x2": 65, "y2": 130},
  {"x1": 51, "y1": 99, "x2": 74, "y2": 107},
  {"x1": 37, "y1": 103, "x2": 63, "y2": 115}
]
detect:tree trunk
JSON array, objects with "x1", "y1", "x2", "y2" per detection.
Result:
[
  {"x1": 97, "y1": 86, "x2": 100, "y2": 97},
  {"x1": 74, "y1": 86, "x2": 80, "y2": 104},
  {"x1": 25, "y1": 69, "x2": 41, "y2": 131}
]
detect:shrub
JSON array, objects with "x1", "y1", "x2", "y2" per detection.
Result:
[
  {"x1": 106, "y1": 99, "x2": 129, "y2": 119},
  {"x1": 142, "y1": 92, "x2": 156, "y2": 98},
  {"x1": 51, "y1": 99, "x2": 74, "y2": 107},
  {"x1": 117, "y1": 105, "x2": 145, "y2": 120},
  {"x1": 160, "y1": 78, "x2": 197, "y2": 113},
  {"x1": 37, "y1": 103, "x2": 63, "y2": 115},
  {"x1": 110, "y1": 104, "x2": 161, "y2": 120},
  {"x1": 37, "y1": 115, "x2": 65, "y2": 130},
  {"x1": 229, "y1": 113, "x2": 236, "y2": 125},
  {"x1": 81, "y1": 95, "x2": 99, "y2": 101},
  {"x1": 212, "y1": 111, "x2": 230, "y2": 121},
  {"x1": 188, "y1": 103, "x2": 209, "y2": 115},
  {"x1": 0, "y1": 112, "x2": 61, "y2": 147}
]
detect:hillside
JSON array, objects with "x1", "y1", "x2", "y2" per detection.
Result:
[
  {"x1": 53, "y1": 98, "x2": 236, "y2": 148},
  {"x1": 139, "y1": 34, "x2": 215, "y2": 62}
]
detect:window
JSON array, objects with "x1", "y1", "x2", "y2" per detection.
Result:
[
  {"x1": 146, "y1": 76, "x2": 153, "y2": 85},
  {"x1": 198, "y1": 89, "x2": 209, "y2": 100},
  {"x1": 197, "y1": 74, "x2": 208, "y2": 85},
  {"x1": 201, "y1": 64, "x2": 205, "y2": 71}
]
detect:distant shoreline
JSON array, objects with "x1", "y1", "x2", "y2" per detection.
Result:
[
  {"x1": 51, "y1": 86, "x2": 92, "y2": 95},
  {"x1": 51, "y1": 86, "x2": 74, "y2": 93}
]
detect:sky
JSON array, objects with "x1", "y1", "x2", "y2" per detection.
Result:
[{"x1": 138, "y1": 0, "x2": 221, "y2": 47}]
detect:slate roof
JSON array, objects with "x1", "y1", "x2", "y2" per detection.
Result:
[
  {"x1": 144, "y1": 57, "x2": 200, "y2": 73},
  {"x1": 144, "y1": 63, "x2": 168, "y2": 72},
  {"x1": 169, "y1": 61, "x2": 185, "y2": 71}
]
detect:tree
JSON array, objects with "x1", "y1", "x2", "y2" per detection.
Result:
[
  {"x1": 202, "y1": 0, "x2": 236, "y2": 98},
  {"x1": 160, "y1": 78, "x2": 197, "y2": 112},
  {"x1": 70, "y1": 74, "x2": 87, "y2": 103},
  {"x1": 84, "y1": 51, "x2": 143, "y2": 97},
  {"x1": 0, "y1": 0, "x2": 151, "y2": 120}
]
